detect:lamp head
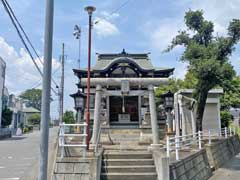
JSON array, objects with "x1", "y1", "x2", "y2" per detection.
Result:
[{"x1": 84, "y1": 6, "x2": 96, "y2": 15}]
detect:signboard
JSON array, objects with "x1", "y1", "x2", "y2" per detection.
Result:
[
  {"x1": 118, "y1": 114, "x2": 130, "y2": 122},
  {"x1": 121, "y1": 80, "x2": 129, "y2": 94}
]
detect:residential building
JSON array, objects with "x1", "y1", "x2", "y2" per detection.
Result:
[
  {"x1": 9, "y1": 94, "x2": 24, "y2": 129},
  {"x1": 22, "y1": 106, "x2": 40, "y2": 126},
  {"x1": 0, "y1": 57, "x2": 6, "y2": 128}
]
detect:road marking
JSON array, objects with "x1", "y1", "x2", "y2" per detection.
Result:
[
  {"x1": 0, "y1": 166, "x2": 5, "y2": 169},
  {"x1": 22, "y1": 157, "x2": 35, "y2": 160},
  {"x1": 0, "y1": 178, "x2": 20, "y2": 180},
  {"x1": 7, "y1": 156, "x2": 13, "y2": 159},
  {"x1": 14, "y1": 163, "x2": 31, "y2": 167}
]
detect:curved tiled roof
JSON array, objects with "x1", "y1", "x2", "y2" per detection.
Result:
[
  {"x1": 92, "y1": 57, "x2": 154, "y2": 72},
  {"x1": 73, "y1": 50, "x2": 174, "y2": 77}
]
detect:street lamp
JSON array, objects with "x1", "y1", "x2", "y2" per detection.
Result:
[
  {"x1": 161, "y1": 91, "x2": 174, "y2": 133},
  {"x1": 73, "y1": 25, "x2": 81, "y2": 69},
  {"x1": 70, "y1": 91, "x2": 86, "y2": 132},
  {"x1": 84, "y1": 6, "x2": 96, "y2": 150}
]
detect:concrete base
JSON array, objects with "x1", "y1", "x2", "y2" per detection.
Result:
[{"x1": 139, "y1": 127, "x2": 153, "y2": 144}]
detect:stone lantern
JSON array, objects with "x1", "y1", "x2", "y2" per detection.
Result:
[
  {"x1": 70, "y1": 90, "x2": 86, "y2": 124},
  {"x1": 161, "y1": 91, "x2": 174, "y2": 133}
]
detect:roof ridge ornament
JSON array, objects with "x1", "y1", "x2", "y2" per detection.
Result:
[{"x1": 121, "y1": 48, "x2": 127, "y2": 55}]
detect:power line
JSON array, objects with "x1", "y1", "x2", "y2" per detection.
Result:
[
  {"x1": 1, "y1": 0, "x2": 58, "y2": 95},
  {"x1": 3, "y1": 0, "x2": 59, "y2": 88},
  {"x1": 94, "y1": 0, "x2": 132, "y2": 25},
  {"x1": 3, "y1": 0, "x2": 43, "y2": 65},
  {"x1": 1, "y1": 0, "x2": 43, "y2": 76}
]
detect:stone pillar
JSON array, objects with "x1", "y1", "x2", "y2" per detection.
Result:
[
  {"x1": 148, "y1": 84, "x2": 159, "y2": 144},
  {"x1": 77, "y1": 110, "x2": 82, "y2": 124},
  {"x1": 178, "y1": 95, "x2": 186, "y2": 137},
  {"x1": 217, "y1": 101, "x2": 221, "y2": 133},
  {"x1": 138, "y1": 95, "x2": 142, "y2": 126},
  {"x1": 234, "y1": 116, "x2": 240, "y2": 127},
  {"x1": 174, "y1": 93, "x2": 180, "y2": 136},
  {"x1": 91, "y1": 84, "x2": 102, "y2": 145},
  {"x1": 76, "y1": 109, "x2": 82, "y2": 133},
  {"x1": 106, "y1": 96, "x2": 110, "y2": 126},
  {"x1": 191, "y1": 109, "x2": 196, "y2": 135},
  {"x1": 167, "y1": 109, "x2": 172, "y2": 133}
]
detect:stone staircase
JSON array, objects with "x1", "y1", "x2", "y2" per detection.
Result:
[{"x1": 100, "y1": 151, "x2": 158, "y2": 180}]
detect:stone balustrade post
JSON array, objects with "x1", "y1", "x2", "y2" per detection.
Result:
[
  {"x1": 148, "y1": 84, "x2": 159, "y2": 144},
  {"x1": 91, "y1": 84, "x2": 102, "y2": 145}
]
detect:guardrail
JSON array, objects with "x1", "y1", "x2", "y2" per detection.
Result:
[
  {"x1": 59, "y1": 123, "x2": 87, "y2": 158},
  {"x1": 165, "y1": 127, "x2": 236, "y2": 161}
]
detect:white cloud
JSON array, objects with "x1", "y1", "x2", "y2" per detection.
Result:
[
  {"x1": 0, "y1": 36, "x2": 60, "y2": 94},
  {"x1": 173, "y1": 62, "x2": 188, "y2": 79},
  {"x1": 146, "y1": 18, "x2": 185, "y2": 52},
  {"x1": 94, "y1": 13, "x2": 119, "y2": 37},
  {"x1": 148, "y1": 0, "x2": 240, "y2": 51},
  {"x1": 185, "y1": 0, "x2": 240, "y2": 35}
]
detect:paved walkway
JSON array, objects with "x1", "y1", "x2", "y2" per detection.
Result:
[
  {"x1": 209, "y1": 153, "x2": 240, "y2": 180},
  {"x1": 0, "y1": 127, "x2": 58, "y2": 180}
]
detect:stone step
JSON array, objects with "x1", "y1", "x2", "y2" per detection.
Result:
[
  {"x1": 101, "y1": 165, "x2": 156, "y2": 173},
  {"x1": 103, "y1": 145, "x2": 149, "y2": 151},
  {"x1": 102, "y1": 159, "x2": 154, "y2": 166},
  {"x1": 109, "y1": 129, "x2": 141, "y2": 135},
  {"x1": 100, "y1": 172, "x2": 157, "y2": 180},
  {"x1": 103, "y1": 152, "x2": 152, "y2": 159}
]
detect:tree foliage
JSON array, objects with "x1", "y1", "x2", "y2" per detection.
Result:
[
  {"x1": 20, "y1": 89, "x2": 42, "y2": 110},
  {"x1": 63, "y1": 111, "x2": 75, "y2": 124},
  {"x1": 1, "y1": 108, "x2": 13, "y2": 127},
  {"x1": 166, "y1": 9, "x2": 240, "y2": 131},
  {"x1": 27, "y1": 113, "x2": 41, "y2": 125},
  {"x1": 220, "y1": 76, "x2": 240, "y2": 110}
]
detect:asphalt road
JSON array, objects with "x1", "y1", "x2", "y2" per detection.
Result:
[
  {"x1": 0, "y1": 127, "x2": 58, "y2": 180},
  {"x1": 209, "y1": 153, "x2": 240, "y2": 180}
]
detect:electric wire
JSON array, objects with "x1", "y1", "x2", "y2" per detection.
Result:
[
  {"x1": 1, "y1": 0, "x2": 58, "y2": 95},
  {"x1": 3, "y1": 0, "x2": 59, "y2": 88},
  {"x1": 94, "y1": 0, "x2": 132, "y2": 24}
]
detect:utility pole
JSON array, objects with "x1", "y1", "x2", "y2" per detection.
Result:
[
  {"x1": 39, "y1": 0, "x2": 54, "y2": 180},
  {"x1": 84, "y1": 6, "x2": 96, "y2": 150},
  {"x1": 59, "y1": 43, "x2": 65, "y2": 124}
]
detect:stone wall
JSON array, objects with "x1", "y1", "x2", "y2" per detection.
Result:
[
  {"x1": 52, "y1": 150, "x2": 102, "y2": 180},
  {"x1": 52, "y1": 158, "x2": 90, "y2": 180},
  {"x1": 169, "y1": 149, "x2": 212, "y2": 180},
  {"x1": 0, "y1": 128, "x2": 11, "y2": 139},
  {"x1": 205, "y1": 135, "x2": 240, "y2": 169}
]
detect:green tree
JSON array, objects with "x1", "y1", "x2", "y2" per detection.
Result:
[
  {"x1": 27, "y1": 113, "x2": 41, "y2": 125},
  {"x1": 63, "y1": 111, "x2": 75, "y2": 124},
  {"x1": 156, "y1": 71, "x2": 197, "y2": 104},
  {"x1": 221, "y1": 76, "x2": 240, "y2": 110},
  {"x1": 166, "y1": 10, "x2": 240, "y2": 131},
  {"x1": 20, "y1": 89, "x2": 42, "y2": 110},
  {"x1": 1, "y1": 108, "x2": 13, "y2": 127},
  {"x1": 155, "y1": 78, "x2": 183, "y2": 97},
  {"x1": 220, "y1": 110, "x2": 232, "y2": 128}
]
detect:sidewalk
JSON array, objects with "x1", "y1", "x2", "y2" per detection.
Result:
[{"x1": 209, "y1": 153, "x2": 240, "y2": 180}]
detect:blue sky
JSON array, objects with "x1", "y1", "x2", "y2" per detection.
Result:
[{"x1": 0, "y1": 0, "x2": 240, "y2": 118}]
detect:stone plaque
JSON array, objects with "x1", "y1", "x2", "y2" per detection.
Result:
[
  {"x1": 118, "y1": 114, "x2": 130, "y2": 122},
  {"x1": 121, "y1": 80, "x2": 129, "y2": 94}
]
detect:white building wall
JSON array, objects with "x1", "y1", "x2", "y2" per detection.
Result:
[{"x1": 0, "y1": 57, "x2": 6, "y2": 128}]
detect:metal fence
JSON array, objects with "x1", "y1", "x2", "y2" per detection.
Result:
[
  {"x1": 59, "y1": 123, "x2": 87, "y2": 158},
  {"x1": 165, "y1": 127, "x2": 236, "y2": 161}
]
